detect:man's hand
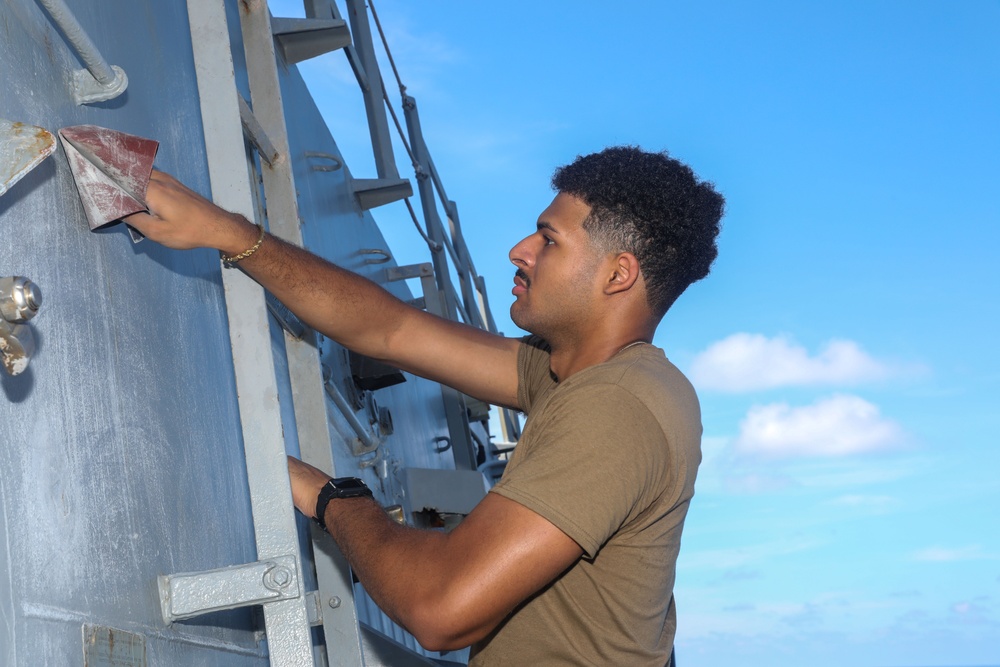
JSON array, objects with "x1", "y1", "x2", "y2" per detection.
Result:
[
  {"x1": 125, "y1": 170, "x2": 258, "y2": 254},
  {"x1": 287, "y1": 455, "x2": 332, "y2": 520}
]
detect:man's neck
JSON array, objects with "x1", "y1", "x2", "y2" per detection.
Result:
[{"x1": 547, "y1": 331, "x2": 652, "y2": 382}]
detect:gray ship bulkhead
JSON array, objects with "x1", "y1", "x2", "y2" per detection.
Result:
[{"x1": 0, "y1": 0, "x2": 497, "y2": 664}]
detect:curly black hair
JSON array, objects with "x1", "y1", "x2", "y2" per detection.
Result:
[{"x1": 552, "y1": 146, "x2": 724, "y2": 317}]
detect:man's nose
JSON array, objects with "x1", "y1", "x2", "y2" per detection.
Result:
[{"x1": 509, "y1": 235, "x2": 534, "y2": 266}]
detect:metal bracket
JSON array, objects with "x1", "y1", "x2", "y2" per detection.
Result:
[
  {"x1": 0, "y1": 120, "x2": 57, "y2": 197},
  {"x1": 36, "y1": 0, "x2": 129, "y2": 105},
  {"x1": 157, "y1": 555, "x2": 300, "y2": 625},
  {"x1": 71, "y1": 65, "x2": 129, "y2": 105},
  {"x1": 305, "y1": 589, "x2": 324, "y2": 627},
  {"x1": 387, "y1": 263, "x2": 442, "y2": 318},
  {"x1": 321, "y1": 364, "x2": 380, "y2": 456},
  {"x1": 385, "y1": 263, "x2": 433, "y2": 283}
]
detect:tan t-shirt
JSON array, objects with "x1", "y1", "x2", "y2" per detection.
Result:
[{"x1": 471, "y1": 337, "x2": 702, "y2": 666}]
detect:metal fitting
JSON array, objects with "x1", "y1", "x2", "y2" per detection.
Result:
[
  {"x1": 0, "y1": 277, "x2": 42, "y2": 323},
  {"x1": 262, "y1": 564, "x2": 293, "y2": 592}
]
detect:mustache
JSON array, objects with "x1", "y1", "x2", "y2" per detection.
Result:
[{"x1": 515, "y1": 269, "x2": 530, "y2": 287}]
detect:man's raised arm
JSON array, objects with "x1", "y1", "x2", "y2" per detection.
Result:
[{"x1": 126, "y1": 171, "x2": 521, "y2": 409}]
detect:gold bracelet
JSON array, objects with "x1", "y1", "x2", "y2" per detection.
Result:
[{"x1": 220, "y1": 222, "x2": 266, "y2": 266}]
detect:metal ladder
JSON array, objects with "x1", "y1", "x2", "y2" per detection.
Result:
[
  {"x1": 157, "y1": 1, "x2": 523, "y2": 664},
  {"x1": 158, "y1": 0, "x2": 369, "y2": 665}
]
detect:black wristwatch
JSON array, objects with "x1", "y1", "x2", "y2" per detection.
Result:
[{"x1": 314, "y1": 477, "x2": 373, "y2": 532}]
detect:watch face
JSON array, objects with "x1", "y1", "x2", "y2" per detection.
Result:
[
  {"x1": 328, "y1": 477, "x2": 373, "y2": 499},
  {"x1": 332, "y1": 477, "x2": 367, "y2": 490}
]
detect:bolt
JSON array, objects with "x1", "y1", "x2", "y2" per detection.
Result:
[
  {"x1": 0, "y1": 277, "x2": 41, "y2": 323},
  {"x1": 24, "y1": 283, "x2": 40, "y2": 311},
  {"x1": 263, "y1": 565, "x2": 293, "y2": 591},
  {"x1": 328, "y1": 596, "x2": 341, "y2": 609},
  {"x1": 271, "y1": 566, "x2": 291, "y2": 587}
]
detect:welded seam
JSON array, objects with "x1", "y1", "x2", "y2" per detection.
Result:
[{"x1": 22, "y1": 602, "x2": 266, "y2": 657}]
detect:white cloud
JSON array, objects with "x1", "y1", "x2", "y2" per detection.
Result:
[
  {"x1": 690, "y1": 333, "x2": 892, "y2": 392},
  {"x1": 912, "y1": 545, "x2": 991, "y2": 562},
  {"x1": 735, "y1": 394, "x2": 903, "y2": 458}
]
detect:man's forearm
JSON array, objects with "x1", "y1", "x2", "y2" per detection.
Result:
[
  {"x1": 126, "y1": 171, "x2": 521, "y2": 408},
  {"x1": 127, "y1": 172, "x2": 414, "y2": 360},
  {"x1": 287, "y1": 456, "x2": 484, "y2": 649},
  {"x1": 233, "y1": 223, "x2": 410, "y2": 359},
  {"x1": 324, "y1": 498, "x2": 449, "y2": 638}
]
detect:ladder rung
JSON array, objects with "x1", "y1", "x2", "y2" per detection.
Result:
[
  {"x1": 352, "y1": 177, "x2": 412, "y2": 210},
  {"x1": 237, "y1": 95, "x2": 280, "y2": 166},
  {"x1": 271, "y1": 17, "x2": 351, "y2": 64}
]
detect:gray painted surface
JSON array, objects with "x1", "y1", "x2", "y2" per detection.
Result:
[
  {"x1": 1, "y1": 0, "x2": 263, "y2": 662},
  {"x1": 1, "y1": 0, "x2": 496, "y2": 664}
]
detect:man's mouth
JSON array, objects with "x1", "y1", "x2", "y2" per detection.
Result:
[{"x1": 512, "y1": 270, "x2": 530, "y2": 295}]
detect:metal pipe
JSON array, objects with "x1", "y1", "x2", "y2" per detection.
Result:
[
  {"x1": 37, "y1": 0, "x2": 128, "y2": 104},
  {"x1": 322, "y1": 373, "x2": 378, "y2": 451},
  {"x1": 38, "y1": 0, "x2": 114, "y2": 84}
]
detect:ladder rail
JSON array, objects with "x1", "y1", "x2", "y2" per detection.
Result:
[
  {"x1": 238, "y1": 1, "x2": 368, "y2": 665},
  {"x1": 181, "y1": 0, "x2": 316, "y2": 664}
]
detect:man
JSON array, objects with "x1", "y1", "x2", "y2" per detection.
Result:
[{"x1": 127, "y1": 145, "x2": 724, "y2": 665}]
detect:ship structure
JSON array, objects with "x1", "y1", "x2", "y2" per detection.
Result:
[{"x1": 0, "y1": 0, "x2": 519, "y2": 664}]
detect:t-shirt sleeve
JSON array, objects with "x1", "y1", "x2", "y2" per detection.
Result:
[{"x1": 491, "y1": 382, "x2": 668, "y2": 558}]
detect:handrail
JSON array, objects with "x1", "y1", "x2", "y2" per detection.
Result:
[
  {"x1": 403, "y1": 198, "x2": 441, "y2": 251},
  {"x1": 36, "y1": 0, "x2": 129, "y2": 105}
]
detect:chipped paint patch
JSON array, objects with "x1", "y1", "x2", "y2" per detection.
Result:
[
  {"x1": 82, "y1": 625, "x2": 146, "y2": 667},
  {"x1": 0, "y1": 119, "x2": 56, "y2": 197},
  {"x1": 0, "y1": 332, "x2": 29, "y2": 376}
]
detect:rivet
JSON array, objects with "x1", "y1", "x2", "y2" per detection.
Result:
[{"x1": 328, "y1": 596, "x2": 341, "y2": 609}]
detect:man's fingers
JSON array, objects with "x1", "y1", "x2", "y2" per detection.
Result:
[{"x1": 123, "y1": 210, "x2": 155, "y2": 229}]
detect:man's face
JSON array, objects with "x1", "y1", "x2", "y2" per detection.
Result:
[{"x1": 508, "y1": 193, "x2": 605, "y2": 339}]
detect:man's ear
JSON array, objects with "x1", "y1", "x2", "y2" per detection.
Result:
[{"x1": 604, "y1": 252, "x2": 641, "y2": 295}]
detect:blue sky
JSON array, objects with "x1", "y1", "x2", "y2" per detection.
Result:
[{"x1": 272, "y1": 2, "x2": 999, "y2": 665}]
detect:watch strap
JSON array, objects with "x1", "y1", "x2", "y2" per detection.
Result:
[{"x1": 314, "y1": 477, "x2": 373, "y2": 532}]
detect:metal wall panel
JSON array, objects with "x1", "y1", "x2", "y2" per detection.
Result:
[{"x1": 0, "y1": 0, "x2": 262, "y2": 663}]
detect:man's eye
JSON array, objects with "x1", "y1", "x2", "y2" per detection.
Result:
[{"x1": 543, "y1": 236, "x2": 554, "y2": 245}]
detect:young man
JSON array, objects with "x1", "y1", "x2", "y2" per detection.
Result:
[{"x1": 126, "y1": 146, "x2": 724, "y2": 665}]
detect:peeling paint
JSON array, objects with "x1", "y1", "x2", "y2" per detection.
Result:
[
  {"x1": 0, "y1": 330, "x2": 30, "y2": 376},
  {"x1": 0, "y1": 118, "x2": 56, "y2": 197}
]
